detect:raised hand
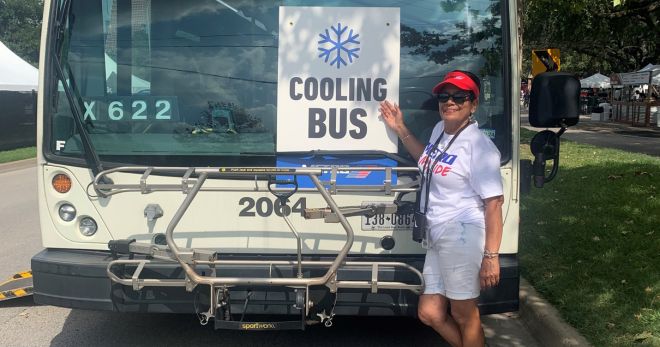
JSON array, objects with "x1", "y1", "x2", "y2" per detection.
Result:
[{"x1": 379, "y1": 100, "x2": 405, "y2": 134}]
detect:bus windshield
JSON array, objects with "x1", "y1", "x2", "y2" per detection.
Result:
[{"x1": 48, "y1": 0, "x2": 507, "y2": 167}]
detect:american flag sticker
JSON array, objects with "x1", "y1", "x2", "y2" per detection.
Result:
[{"x1": 345, "y1": 170, "x2": 371, "y2": 179}]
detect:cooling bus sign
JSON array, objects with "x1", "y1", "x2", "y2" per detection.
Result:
[{"x1": 277, "y1": 7, "x2": 400, "y2": 152}]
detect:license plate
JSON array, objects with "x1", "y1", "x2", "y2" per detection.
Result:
[{"x1": 361, "y1": 201, "x2": 413, "y2": 231}]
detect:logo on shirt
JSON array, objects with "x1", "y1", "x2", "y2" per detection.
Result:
[{"x1": 419, "y1": 143, "x2": 458, "y2": 177}]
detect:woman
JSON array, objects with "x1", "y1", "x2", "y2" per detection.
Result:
[{"x1": 379, "y1": 70, "x2": 504, "y2": 347}]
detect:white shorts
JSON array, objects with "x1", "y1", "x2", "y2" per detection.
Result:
[{"x1": 422, "y1": 221, "x2": 485, "y2": 300}]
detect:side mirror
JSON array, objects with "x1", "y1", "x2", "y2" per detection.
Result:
[
  {"x1": 529, "y1": 72, "x2": 580, "y2": 128},
  {"x1": 530, "y1": 130, "x2": 560, "y2": 188},
  {"x1": 527, "y1": 72, "x2": 580, "y2": 187}
]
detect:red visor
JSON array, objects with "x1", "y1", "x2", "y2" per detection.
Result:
[{"x1": 432, "y1": 71, "x2": 480, "y2": 100}]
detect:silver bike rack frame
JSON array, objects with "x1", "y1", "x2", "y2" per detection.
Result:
[{"x1": 96, "y1": 166, "x2": 423, "y2": 328}]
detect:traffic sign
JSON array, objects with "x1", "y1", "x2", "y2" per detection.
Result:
[{"x1": 532, "y1": 49, "x2": 560, "y2": 77}]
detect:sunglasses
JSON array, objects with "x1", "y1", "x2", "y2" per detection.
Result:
[{"x1": 436, "y1": 92, "x2": 473, "y2": 104}]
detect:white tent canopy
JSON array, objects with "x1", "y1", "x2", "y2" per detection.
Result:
[
  {"x1": 0, "y1": 41, "x2": 38, "y2": 92},
  {"x1": 638, "y1": 63, "x2": 659, "y2": 72},
  {"x1": 104, "y1": 53, "x2": 150, "y2": 94},
  {"x1": 580, "y1": 73, "x2": 610, "y2": 89},
  {"x1": 638, "y1": 63, "x2": 660, "y2": 85}
]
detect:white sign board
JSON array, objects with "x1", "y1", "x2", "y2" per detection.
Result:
[
  {"x1": 277, "y1": 7, "x2": 400, "y2": 152},
  {"x1": 619, "y1": 71, "x2": 651, "y2": 85}
]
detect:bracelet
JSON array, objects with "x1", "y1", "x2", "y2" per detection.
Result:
[
  {"x1": 400, "y1": 133, "x2": 411, "y2": 142},
  {"x1": 483, "y1": 250, "x2": 499, "y2": 259}
]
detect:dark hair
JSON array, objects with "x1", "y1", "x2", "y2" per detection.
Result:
[{"x1": 453, "y1": 70, "x2": 481, "y2": 94}]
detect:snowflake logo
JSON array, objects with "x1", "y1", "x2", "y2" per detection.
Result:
[{"x1": 318, "y1": 23, "x2": 360, "y2": 69}]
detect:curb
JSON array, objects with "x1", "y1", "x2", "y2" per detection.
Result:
[
  {"x1": 0, "y1": 158, "x2": 36, "y2": 174},
  {"x1": 519, "y1": 278, "x2": 593, "y2": 347}
]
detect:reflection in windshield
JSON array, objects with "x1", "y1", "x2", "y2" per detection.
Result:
[{"x1": 52, "y1": 0, "x2": 505, "y2": 165}]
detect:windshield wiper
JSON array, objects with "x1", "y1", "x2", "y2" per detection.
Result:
[
  {"x1": 51, "y1": 0, "x2": 104, "y2": 177},
  {"x1": 281, "y1": 150, "x2": 416, "y2": 167}
]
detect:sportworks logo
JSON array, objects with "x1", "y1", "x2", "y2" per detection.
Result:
[
  {"x1": 318, "y1": 23, "x2": 360, "y2": 69},
  {"x1": 240, "y1": 322, "x2": 277, "y2": 330}
]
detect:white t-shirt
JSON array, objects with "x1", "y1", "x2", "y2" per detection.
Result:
[{"x1": 418, "y1": 121, "x2": 503, "y2": 229}]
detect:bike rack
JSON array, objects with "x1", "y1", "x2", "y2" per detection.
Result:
[{"x1": 96, "y1": 166, "x2": 423, "y2": 329}]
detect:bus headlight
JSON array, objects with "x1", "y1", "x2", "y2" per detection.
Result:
[
  {"x1": 79, "y1": 217, "x2": 98, "y2": 236},
  {"x1": 58, "y1": 204, "x2": 76, "y2": 222}
]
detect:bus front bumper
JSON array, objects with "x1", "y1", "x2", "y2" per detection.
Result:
[{"x1": 31, "y1": 248, "x2": 518, "y2": 315}]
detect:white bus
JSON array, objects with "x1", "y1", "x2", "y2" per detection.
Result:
[{"x1": 32, "y1": 0, "x2": 578, "y2": 330}]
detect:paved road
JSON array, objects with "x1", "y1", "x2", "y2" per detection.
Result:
[
  {"x1": 0, "y1": 161, "x2": 539, "y2": 347},
  {"x1": 0, "y1": 164, "x2": 42, "y2": 282},
  {"x1": 522, "y1": 114, "x2": 660, "y2": 157}
]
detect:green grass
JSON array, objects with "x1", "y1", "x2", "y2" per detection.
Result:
[
  {"x1": 0, "y1": 147, "x2": 36, "y2": 164},
  {"x1": 519, "y1": 128, "x2": 660, "y2": 347}
]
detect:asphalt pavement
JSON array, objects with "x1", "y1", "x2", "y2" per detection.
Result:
[{"x1": 522, "y1": 113, "x2": 660, "y2": 157}]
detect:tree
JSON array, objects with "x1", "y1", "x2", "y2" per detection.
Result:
[
  {"x1": 521, "y1": 0, "x2": 659, "y2": 76},
  {"x1": 401, "y1": 0, "x2": 503, "y2": 77},
  {"x1": 0, "y1": 0, "x2": 44, "y2": 66}
]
